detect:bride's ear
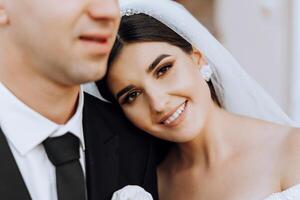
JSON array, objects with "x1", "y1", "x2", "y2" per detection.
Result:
[
  {"x1": 190, "y1": 47, "x2": 206, "y2": 69},
  {"x1": 0, "y1": 1, "x2": 9, "y2": 25}
]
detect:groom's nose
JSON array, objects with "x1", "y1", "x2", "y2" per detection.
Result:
[{"x1": 87, "y1": 0, "x2": 120, "y2": 22}]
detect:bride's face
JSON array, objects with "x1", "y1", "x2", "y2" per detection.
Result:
[{"x1": 107, "y1": 42, "x2": 215, "y2": 142}]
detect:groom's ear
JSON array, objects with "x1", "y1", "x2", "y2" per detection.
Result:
[
  {"x1": 190, "y1": 47, "x2": 206, "y2": 69},
  {"x1": 0, "y1": 1, "x2": 9, "y2": 26}
]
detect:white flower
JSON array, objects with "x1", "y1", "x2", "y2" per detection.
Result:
[{"x1": 111, "y1": 185, "x2": 153, "y2": 200}]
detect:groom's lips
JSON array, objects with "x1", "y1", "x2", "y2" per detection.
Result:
[{"x1": 79, "y1": 33, "x2": 112, "y2": 55}]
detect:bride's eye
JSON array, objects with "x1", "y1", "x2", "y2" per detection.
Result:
[
  {"x1": 155, "y1": 63, "x2": 173, "y2": 78},
  {"x1": 122, "y1": 90, "x2": 141, "y2": 104}
]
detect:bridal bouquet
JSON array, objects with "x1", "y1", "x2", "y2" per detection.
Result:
[{"x1": 111, "y1": 185, "x2": 153, "y2": 200}]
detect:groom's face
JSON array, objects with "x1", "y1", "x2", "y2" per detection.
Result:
[{"x1": 3, "y1": 0, "x2": 120, "y2": 85}]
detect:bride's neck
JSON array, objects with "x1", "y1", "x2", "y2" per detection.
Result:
[{"x1": 173, "y1": 107, "x2": 240, "y2": 169}]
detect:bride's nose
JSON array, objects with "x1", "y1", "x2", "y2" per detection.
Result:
[{"x1": 146, "y1": 86, "x2": 169, "y2": 114}]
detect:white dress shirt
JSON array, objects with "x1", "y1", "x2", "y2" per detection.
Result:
[{"x1": 0, "y1": 82, "x2": 86, "y2": 200}]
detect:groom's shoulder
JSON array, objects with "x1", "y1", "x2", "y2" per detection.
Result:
[
  {"x1": 83, "y1": 92, "x2": 159, "y2": 161},
  {"x1": 83, "y1": 94, "x2": 160, "y2": 200},
  {"x1": 83, "y1": 92, "x2": 150, "y2": 138},
  {"x1": 83, "y1": 92, "x2": 114, "y2": 110},
  {"x1": 83, "y1": 92, "x2": 122, "y2": 119}
]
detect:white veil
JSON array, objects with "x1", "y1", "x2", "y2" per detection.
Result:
[
  {"x1": 83, "y1": 0, "x2": 294, "y2": 125},
  {"x1": 118, "y1": 0, "x2": 295, "y2": 125}
]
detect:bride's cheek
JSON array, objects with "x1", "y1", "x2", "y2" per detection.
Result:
[{"x1": 124, "y1": 105, "x2": 149, "y2": 128}]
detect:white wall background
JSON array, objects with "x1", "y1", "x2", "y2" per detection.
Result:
[
  {"x1": 290, "y1": 0, "x2": 300, "y2": 123},
  {"x1": 214, "y1": 0, "x2": 291, "y2": 114}
]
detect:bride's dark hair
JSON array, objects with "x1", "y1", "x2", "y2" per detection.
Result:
[{"x1": 97, "y1": 14, "x2": 221, "y2": 107}]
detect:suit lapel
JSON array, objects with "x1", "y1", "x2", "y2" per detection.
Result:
[
  {"x1": 83, "y1": 95, "x2": 119, "y2": 200},
  {"x1": 83, "y1": 93, "x2": 159, "y2": 199},
  {"x1": 0, "y1": 128, "x2": 31, "y2": 200}
]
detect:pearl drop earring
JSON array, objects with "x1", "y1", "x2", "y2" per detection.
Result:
[{"x1": 200, "y1": 64, "x2": 213, "y2": 81}]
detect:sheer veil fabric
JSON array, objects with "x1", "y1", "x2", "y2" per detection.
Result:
[
  {"x1": 84, "y1": 0, "x2": 296, "y2": 126},
  {"x1": 119, "y1": 0, "x2": 294, "y2": 125},
  {"x1": 82, "y1": 2, "x2": 299, "y2": 199}
]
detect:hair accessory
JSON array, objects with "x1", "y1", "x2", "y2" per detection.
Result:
[
  {"x1": 201, "y1": 64, "x2": 213, "y2": 81},
  {"x1": 121, "y1": 9, "x2": 141, "y2": 16}
]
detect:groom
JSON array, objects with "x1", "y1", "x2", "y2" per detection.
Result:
[{"x1": 0, "y1": 1, "x2": 157, "y2": 200}]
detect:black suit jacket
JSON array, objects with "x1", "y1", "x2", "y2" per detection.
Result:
[{"x1": 0, "y1": 93, "x2": 158, "y2": 200}]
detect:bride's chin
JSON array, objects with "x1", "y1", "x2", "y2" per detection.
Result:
[
  {"x1": 163, "y1": 132, "x2": 199, "y2": 143},
  {"x1": 148, "y1": 125, "x2": 201, "y2": 142}
]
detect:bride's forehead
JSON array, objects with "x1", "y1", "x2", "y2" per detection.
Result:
[
  {"x1": 113, "y1": 43, "x2": 176, "y2": 67},
  {"x1": 120, "y1": 42, "x2": 183, "y2": 57}
]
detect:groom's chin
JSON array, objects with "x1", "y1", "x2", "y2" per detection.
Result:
[
  {"x1": 55, "y1": 68, "x2": 106, "y2": 87},
  {"x1": 73, "y1": 59, "x2": 109, "y2": 84}
]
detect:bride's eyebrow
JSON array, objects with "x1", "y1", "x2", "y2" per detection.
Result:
[
  {"x1": 115, "y1": 54, "x2": 171, "y2": 101},
  {"x1": 116, "y1": 84, "x2": 135, "y2": 101},
  {"x1": 147, "y1": 54, "x2": 171, "y2": 73}
]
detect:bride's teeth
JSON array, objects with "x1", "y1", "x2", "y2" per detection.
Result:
[{"x1": 164, "y1": 102, "x2": 186, "y2": 125}]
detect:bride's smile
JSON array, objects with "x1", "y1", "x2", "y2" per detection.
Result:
[
  {"x1": 107, "y1": 41, "x2": 216, "y2": 142},
  {"x1": 159, "y1": 100, "x2": 187, "y2": 127}
]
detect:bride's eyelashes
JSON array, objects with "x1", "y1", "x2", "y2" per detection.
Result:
[
  {"x1": 154, "y1": 62, "x2": 174, "y2": 78},
  {"x1": 121, "y1": 89, "x2": 142, "y2": 105},
  {"x1": 120, "y1": 60, "x2": 175, "y2": 105}
]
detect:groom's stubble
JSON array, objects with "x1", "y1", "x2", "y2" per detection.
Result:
[
  {"x1": 0, "y1": 0, "x2": 120, "y2": 86},
  {"x1": 0, "y1": 0, "x2": 120, "y2": 123}
]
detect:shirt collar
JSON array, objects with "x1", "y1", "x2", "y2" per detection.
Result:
[
  {"x1": 0, "y1": 82, "x2": 85, "y2": 155},
  {"x1": 51, "y1": 88, "x2": 85, "y2": 150}
]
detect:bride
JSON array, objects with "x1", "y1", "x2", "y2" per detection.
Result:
[{"x1": 91, "y1": 0, "x2": 300, "y2": 199}]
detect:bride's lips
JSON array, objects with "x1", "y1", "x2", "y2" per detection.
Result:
[
  {"x1": 78, "y1": 33, "x2": 112, "y2": 55},
  {"x1": 159, "y1": 100, "x2": 188, "y2": 127}
]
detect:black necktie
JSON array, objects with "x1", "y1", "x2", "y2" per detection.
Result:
[{"x1": 43, "y1": 132, "x2": 86, "y2": 200}]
